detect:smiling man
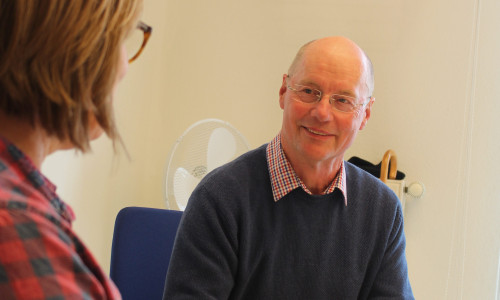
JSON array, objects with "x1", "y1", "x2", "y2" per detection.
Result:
[{"x1": 164, "y1": 37, "x2": 414, "y2": 299}]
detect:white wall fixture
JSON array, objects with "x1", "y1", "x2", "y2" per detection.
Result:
[
  {"x1": 379, "y1": 150, "x2": 425, "y2": 212},
  {"x1": 406, "y1": 182, "x2": 425, "y2": 199},
  {"x1": 164, "y1": 119, "x2": 250, "y2": 210}
]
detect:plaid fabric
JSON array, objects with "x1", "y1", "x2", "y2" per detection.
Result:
[
  {"x1": 266, "y1": 133, "x2": 347, "y2": 205},
  {"x1": 0, "y1": 137, "x2": 121, "y2": 299}
]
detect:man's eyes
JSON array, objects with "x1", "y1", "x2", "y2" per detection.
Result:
[{"x1": 299, "y1": 87, "x2": 317, "y2": 95}]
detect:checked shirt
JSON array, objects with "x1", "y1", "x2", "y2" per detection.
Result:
[
  {"x1": 266, "y1": 133, "x2": 347, "y2": 204},
  {"x1": 0, "y1": 137, "x2": 120, "y2": 299}
]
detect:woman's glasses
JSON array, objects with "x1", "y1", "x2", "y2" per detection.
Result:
[{"x1": 125, "y1": 21, "x2": 152, "y2": 63}]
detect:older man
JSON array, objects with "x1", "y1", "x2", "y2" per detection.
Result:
[{"x1": 163, "y1": 36, "x2": 414, "y2": 299}]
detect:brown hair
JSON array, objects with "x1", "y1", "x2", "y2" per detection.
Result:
[{"x1": 0, "y1": 0, "x2": 143, "y2": 151}]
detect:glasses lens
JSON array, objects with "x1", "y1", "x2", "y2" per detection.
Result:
[
  {"x1": 292, "y1": 85, "x2": 319, "y2": 103},
  {"x1": 331, "y1": 95, "x2": 356, "y2": 112},
  {"x1": 124, "y1": 27, "x2": 144, "y2": 61}
]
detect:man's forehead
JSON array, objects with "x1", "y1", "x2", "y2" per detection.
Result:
[
  {"x1": 295, "y1": 52, "x2": 364, "y2": 80},
  {"x1": 288, "y1": 36, "x2": 372, "y2": 96}
]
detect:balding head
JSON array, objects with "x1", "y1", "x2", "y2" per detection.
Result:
[{"x1": 288, "y1": 37, "x2": 374, "y2": 97}]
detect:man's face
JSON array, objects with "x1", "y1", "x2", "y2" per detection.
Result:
[{"x1": 279, "y1": 39, "x2": 372, "y2": 168}]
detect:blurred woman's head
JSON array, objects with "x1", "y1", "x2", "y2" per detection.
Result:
[{"x1": 0, "y1": 0, "x2": 144, "y2": 151}]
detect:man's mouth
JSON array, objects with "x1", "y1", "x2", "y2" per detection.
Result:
[{"x1": 305, "y1": 127, "x2": 331, "y2": 136}]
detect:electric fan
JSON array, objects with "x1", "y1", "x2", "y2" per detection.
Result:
[{"x1": 164, "y1": 119, "x2": 250, "y2": 210}]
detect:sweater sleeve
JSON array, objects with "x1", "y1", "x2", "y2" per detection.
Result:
[
  {"x1": 368, "y1": 203, "x2": 414, "y2": 299},
  {"x1": 163, "y1": 181, "x2": 239, "y2": 299}
]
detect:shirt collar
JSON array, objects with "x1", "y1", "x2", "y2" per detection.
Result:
[
  {"x1": 266, "y1": 133, "x2": 347, "y2": 205},
  {"x1": 0, "y1": 136, "x2": 75, "y2": 223}
]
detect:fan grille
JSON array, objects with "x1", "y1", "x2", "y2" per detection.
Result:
[{"x1": 165, "y1": 119, "x2": 249, "y2": 210}]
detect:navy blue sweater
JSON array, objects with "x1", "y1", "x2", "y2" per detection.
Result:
[{"x1": 164, "y1": 145, "x2": 413, "y2": 299}]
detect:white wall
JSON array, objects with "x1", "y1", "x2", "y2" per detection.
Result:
[{"x1": 43, "y1": 0, "x2": 500, "y2": 298}]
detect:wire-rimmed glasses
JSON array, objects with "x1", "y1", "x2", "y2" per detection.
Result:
[
  {"x1": 125, "y1": 21, "x2": 152, "y2": 63},
  {"x1": 286, "y1": 76, "x2": 371, "y2": 113}
]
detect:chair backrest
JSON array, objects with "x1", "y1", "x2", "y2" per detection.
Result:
[{"x1": 110, "y1": 206, "x2": 183, "y2": 300}]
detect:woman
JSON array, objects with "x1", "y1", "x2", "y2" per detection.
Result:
[{"x1": 0, "y1": 0, "x2": 150, "y2": 298}]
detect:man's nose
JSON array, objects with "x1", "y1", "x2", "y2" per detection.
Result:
[{"x1": 311, "y1": 95, "x2": 333, "y2": 121}]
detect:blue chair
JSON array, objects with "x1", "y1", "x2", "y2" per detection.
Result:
[{"x1": 110, "y1": 206, "x2": 183, "y2": 300}]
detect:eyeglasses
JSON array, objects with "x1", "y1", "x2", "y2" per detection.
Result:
[
  {"x1": 125, "y1": 21, "x2": 152, "y2": 63},
  {"x1": 286, "y1": 77, "x2": 371, "y2": 113}
]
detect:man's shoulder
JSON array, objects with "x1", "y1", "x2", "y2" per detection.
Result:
[
  {"x1": 225, "y1": 143, "x2": 267, "y2": 167},
  {"x1": 188, "y1": 144, "x2": 271, "y2": 209},
  {"x1": 344, "y1": 160, "x2": 381, "y2": 182},
  {"x1": 344, "y1": 160, "x2": 402, "y2": 210},
  {"x1": 203, "y1": 144, "x2": 268, "y2": 183}
]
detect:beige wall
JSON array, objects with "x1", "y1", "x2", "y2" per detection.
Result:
[{"x1": 42, "y1": 0, "x2": 500, "y2": 298}]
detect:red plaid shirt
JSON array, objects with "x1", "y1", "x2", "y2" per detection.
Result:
[
  {"x1": 266, "y1": 133, "x2": 347, "y2": 205},
  {"x1": 0, "y1": 137, "x2": 121, "y2": 299}
]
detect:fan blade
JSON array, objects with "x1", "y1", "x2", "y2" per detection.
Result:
[
  {"x1": 173, "y1": 167, "x2": 201, "y2": 210},
  {"x1": 207, "y1": 127, "x2": 236, "y2": 172}
]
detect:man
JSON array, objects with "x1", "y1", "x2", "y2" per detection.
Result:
[{"x1": 163, "y1": 36, "x2": 414, "y2": 299}]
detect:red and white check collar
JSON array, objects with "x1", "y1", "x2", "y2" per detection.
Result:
[{"x1": 266, "y1": 133, "x2": 347, "y2": 205}]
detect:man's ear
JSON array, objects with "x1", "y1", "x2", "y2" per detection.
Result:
[
  {"x1": 359, "y1": 97, "x2": 374, "y2": 130},
  {"x1": 279, "y1": 74, "x2": 288, "y2": 109}
]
